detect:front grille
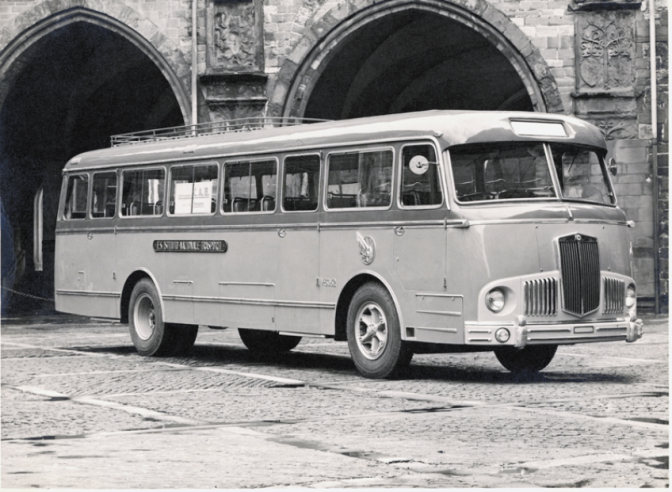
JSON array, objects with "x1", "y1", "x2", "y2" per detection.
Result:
[
  {"x1": 559, "y1": 234, "x2": 600, "y2": 316},
  {"x1": 524, "y1": 278, "x2": 558, "y2": 316},
  {"x1": 603, "y1": 277, "x2": 625, "y2": 314}
]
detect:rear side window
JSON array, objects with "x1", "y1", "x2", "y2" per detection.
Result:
[
  {"x1": 121, "y1": 169, "x2": 165, "y2": 217},
  {"x1": 327, "y1": 149, "x2": 392, "y2": 209},
  {"x1": 400, "y1": 144, "x2": 443, "y2": 207},
  {"x1": 283, "y1": 155, "x2": 320, "y2": 212},
  {"x1": 223, "y1": 159, "x2": 277, "y2": 213},
  {"x1": 169, "y1": 164, "x2": 219, "y2": 215},
  {"x1": 63, "y1": 174, "x2": 89, "y2": 220},
  {"x1": 91, "y1": 172, "x2": 117, "y2": 218}
]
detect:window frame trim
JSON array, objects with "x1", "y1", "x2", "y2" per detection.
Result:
[
  {"x1": 90, "y1": 170, "x2": 119, "y2": 220},
  {"x1": 280, "y1": 152, "x2": 322, "y2": 214},
  {"x1": 396, "y1": 141, "x2": 446, "y2": 211},
  {"x1": 62, "y1": 172, "x2": 91, "y2": 221},
  {"x1": 221, "y1": 156, "x2": 279, "y2": 215},
  {"x1": 119, "y1": 166, "x2": 167, "y2": 219},
  {"x1": 323, "y1": 145, "x2": 395, "y2": 212},
  {"x1": 167, "y1": 161, "x2": 220, "y2": 217}
]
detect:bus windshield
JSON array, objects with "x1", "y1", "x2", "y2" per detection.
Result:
[{"x1": 449, "y1": 143, "x2": 614, "y2": 205}]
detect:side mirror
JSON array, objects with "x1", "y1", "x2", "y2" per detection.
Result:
[{"x1": 608, "y1": 157, "x2": 617, "y2": 176}]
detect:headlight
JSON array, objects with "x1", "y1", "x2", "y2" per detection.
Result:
[
  {"x1": 486, "y1": 288, "x2": 506, "y2": 313},
  {"x1": 626, "y1": 285, "x2": 636, "y2": 308}
]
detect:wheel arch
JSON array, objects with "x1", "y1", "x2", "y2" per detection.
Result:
[
  {"x1": 120, "y1": 269, "x2": 164, "y2": 324},
  {"x1": 334, "y1": 271, "x2": 404, "y2": 341}
]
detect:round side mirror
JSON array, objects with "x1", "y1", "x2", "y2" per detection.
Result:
[{"x1": 608, "y1": 157, "x2": 618, "y2": 176}]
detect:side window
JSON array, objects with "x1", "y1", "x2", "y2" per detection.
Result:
[
  {"x1": 327, "y1": 150, "x2": 392, "y2": 209},
  {"x1": 63, "y1": 174, "x2": 89, "y2": 220},
  {"x1": 121, "y1": 169, "x2": 165, "y2": 217},
  {"x1": 400, "y1": 144, "x2": 442, "y2": 207},
  {"x1": 169, "y1": 164, "x2": 218, "y2": 215},
  {"x1": 91, "y1": 172, "x2": 117, "y2": 218},
  {"x1": 551, "y1": 145, "x2": 615, "y2": 205},
  {"x1": 223, "y1": 159, "x2": 277, "y2": 213},
  {"x1": 282, "y1": 155, "x2": 320, "y2": 212}
]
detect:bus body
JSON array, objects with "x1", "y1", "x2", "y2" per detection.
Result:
[{"x1": 55, "y1": 110, "x2": 643, "y2": 378}]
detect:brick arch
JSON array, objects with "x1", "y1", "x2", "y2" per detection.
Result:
[
  {"x1": 0, "y1": 1, "x2": 198, "y2": 124},
  {"x1": 269, "y1": 0, "x2": 564, "y2": 118}
]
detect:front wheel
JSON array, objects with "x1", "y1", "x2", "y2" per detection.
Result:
[
  {"x1": 129, "y1": 279, "x2": 198, "y2": 356},
  {"x1": 238, "y1": 329, "x2": 301, "y2": 353},
  {"x1": 494, "y1": 345, "x2": 557, "y2": 374},
  {"x1": 347, "y1": 282, "x2": 412, "y2": 379}
]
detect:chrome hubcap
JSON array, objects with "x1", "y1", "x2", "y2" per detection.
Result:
[
  {"x1": 134, "y1": 293, "x2": 156, "y2": 340},
  {"x1": 355, "y1": 302, "x2": 388, "y2": 360}
]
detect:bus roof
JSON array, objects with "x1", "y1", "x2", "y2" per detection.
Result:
[{"x1": 64, "y1": 110, "x2": 607, "y2": 171}]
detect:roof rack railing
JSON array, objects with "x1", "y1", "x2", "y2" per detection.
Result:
[{"x1": 110, "y1": 117, "x2": 331, "y2": 147}]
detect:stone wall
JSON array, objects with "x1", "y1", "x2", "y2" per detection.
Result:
[{"x1": 0, "y1": 0, "x2": 667, "y2": 309}]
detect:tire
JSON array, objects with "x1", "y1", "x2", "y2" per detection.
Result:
[
  {"x1": 238, "y1": 328, "x2": 301, "y2": 353},
  {"x1": 347, "y1": 282, "x2": 412, "y2": 379},
  {"x1": 128, "y1": 279, "x2": 198, "y2": 356},
  {"x1": 494, "y1": 345, "x2": 557, "y2": 374}
]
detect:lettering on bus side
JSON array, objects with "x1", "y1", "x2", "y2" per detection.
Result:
[{"x1": 153, "y1": 240, "x2": 228, "y2": 253}]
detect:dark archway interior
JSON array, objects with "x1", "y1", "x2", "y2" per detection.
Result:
[
  {"x1": 304, "y1": 9, "x2": 533, "y2": 120},
  {"x1": 0, "y1": 22, "x2": 184, "y2": 314}
]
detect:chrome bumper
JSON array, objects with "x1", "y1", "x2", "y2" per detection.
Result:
[
  {"x1": 465, "y1": 318, "x2": 643, "y2": 348},
  {"x1": 513, "y1": 318, "x2": 643, "y2": 348}
]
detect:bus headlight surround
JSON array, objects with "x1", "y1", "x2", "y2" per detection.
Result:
[
  {"x1": 495, "y1": 327, "x2": 510, "y2": 343},
  {"x1": 625, "y1": 284, "x2": 636, "y2": 309},
  {"x1": 486, "y1": 288, "x2": 506, "y2": 313}
]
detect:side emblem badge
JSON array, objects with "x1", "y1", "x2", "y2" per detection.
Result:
[{"x1": 357, "y1": 233, "x2": 376, "y2": 265}]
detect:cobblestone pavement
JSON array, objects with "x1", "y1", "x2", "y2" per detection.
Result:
[{"x1": 1, "y1": 314, "x2": 668, "y2": 489}]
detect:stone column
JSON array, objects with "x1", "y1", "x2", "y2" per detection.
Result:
[{"x1": 201, "y1": 0, "x2": 267, "y2": 124}]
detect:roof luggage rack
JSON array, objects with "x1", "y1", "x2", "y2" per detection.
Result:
[{"x1": 110, "y1": 117, "x2": 331, "y2": 147}]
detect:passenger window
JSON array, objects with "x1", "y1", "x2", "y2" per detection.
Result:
[
  {"x1": 223, "y1": 159, "x2": 277, "y2": 213},
  {"x1": 400, "y1": 145, "x2": 442, "y2": 207},
  {"x1": 121, "y1": 169, "x2": 165, "y2": 217},
  {"x1": 283, "y1": 155, "x2": 320, "y2": 212},
  {"x1": 91, "y1": 172, "x2": 117, "y2": 218},
  {"x1": 63, "y1": 174, "x2": 89, "y2": 220},
  {"x1": 327, "y1": 150, "x2": 392, "y2": 209},
  {"x1": 169, "y1": 164, "x2": 218, "y2": 215}
]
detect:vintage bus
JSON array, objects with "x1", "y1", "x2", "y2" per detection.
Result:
[{"x1": 55, "y1": 110, "x2": 643, "y2": 378}]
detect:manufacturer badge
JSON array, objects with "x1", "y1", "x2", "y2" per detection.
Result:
[
  {"x1": 357, "y1": 233, "x2": 376, "y2": 265},
  {"x1": 575, "y1": 234, "x2": 582, "y2": 241}
]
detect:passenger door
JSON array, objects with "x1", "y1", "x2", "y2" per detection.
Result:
[
  {"x1": 275, "y1": 154, "x2": 323, "y2": 334},
  {"x1": 393, "y1": 143, "x2": 447, "y2": 292}
]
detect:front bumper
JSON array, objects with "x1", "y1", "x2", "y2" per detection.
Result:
[{"x1": 465, "y1": 317, "x2": 644, "y2": 348}]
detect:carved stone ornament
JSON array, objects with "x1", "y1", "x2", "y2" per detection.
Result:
[
  {"x1": 569, "y1": 0, "x2": 642, "y2": 11},
  {"x1": 205, "y1": 0, "x2": 264, "y2": 73},
  {"x1": 575, "y1": 11, "x2": 636, "y2": 93},
  {"x1": 584, "y1": 116, "x2": 638, "y2": 140}
]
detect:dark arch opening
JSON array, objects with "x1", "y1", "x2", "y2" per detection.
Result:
[
  {"x1": 303, "y1": 9, "x2": 533, "y2": 120},
  {"x1": 0, "y1": 22, "x2": 184, "y2": 314}
]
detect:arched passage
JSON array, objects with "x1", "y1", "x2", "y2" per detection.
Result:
[
  {"x1": 0, "y1": 5, "x2": 193, "y2": 313},
  {"x1": 271, "y1": 0, "x2": 563, "y2": 120}
]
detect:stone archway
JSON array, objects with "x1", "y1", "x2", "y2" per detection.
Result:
[
  {"x1": 0, "y1": 3, "x2": 198, "y2": 313},
  {"x1": 269, "y1": 0, "x2": 563, "y2": 119},
  {"x1": 0, "y1": 2, "x2": 195, "y2": 122}
]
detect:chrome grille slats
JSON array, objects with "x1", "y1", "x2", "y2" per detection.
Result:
[
  {"x1": 524, "y1": 277, "x2": 557, "y2": 316},
  {"x1": 603, "y1": 276, "x2": 625, "y2": 314},
  {"x1": 558, "y1": 235, "x2": 600, "y2": 316}
]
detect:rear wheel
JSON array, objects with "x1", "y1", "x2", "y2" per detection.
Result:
[
  {"x1": 347, "y1": 282, "x2": 412, "y2": 379},
  {"x1": 129, "y1": 279, "x2": 198, "y2": 356},
  {"x1": 494, "y1": 345, "x2": 557, "y2": 374},
  {"x1": 238, "y1": 328, "x2": 301, "y2": 353}
]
